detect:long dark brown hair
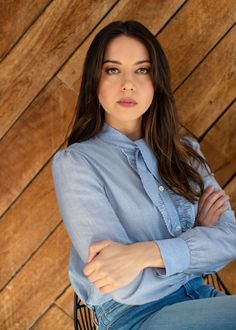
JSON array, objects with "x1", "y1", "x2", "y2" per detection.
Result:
[{"x1": 67, "y1": 20, "x2": 211, "y2": 203}]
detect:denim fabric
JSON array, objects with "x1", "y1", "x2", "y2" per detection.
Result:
[
  {"x1": 51, "y1": 122, "x2": 236, "y2": 306},
  {"x1": 92, "y1": 277, "x2": 236, "y2": 329}
]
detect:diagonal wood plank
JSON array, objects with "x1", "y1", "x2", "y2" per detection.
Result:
[
  {"x1": 0, "y1": 0, "x2": 117, "y2": 139},
  {"x1": 158, "y1": 0, "x2": 236, "y2": 89},
  {"x1": 54, "y1": 285, "x2": 98, "y2": 328},
  {"x1": 59, "y1": 0, "x2": 236, "y2": 111},
  {"x1": 31, "y1": 304, "x2": 73, "y2": 330},
  {"x1": 0, "y1": 77, "x2": 77, "y2": 217},
  {"x1": 224, "y1": 176, "x2": 236, "y2": 211},
  {"x1": 176, "y1": 25, "x2": 235, "y2": 137},
  {"x1": 219, "y1": 260, "x2": 236, "y2": 295},
  {"x1": 55, "y1": 286, "x2": 74, "y2": 320},
  {"x1": 58, "y1": 0, "x2": 185, "y2": 90},
  {"x1": 0, "y1": 162, "x2": 61, "y2": 290},
  {"x1": 0, "y1": 0, "x2": 52, "y2": 60},
  {"x1": 0, "y1": 224, "x2": 70, "y2": 330},
  {"x1": 0, "y1": 0, "x2": 185, "y2": 289},
  {"x1": 0, "y1": 1, "x2": 235, "y2": 328},
  {"x1": 200, "y1": 101, "x2": 236, "y2": 186}
]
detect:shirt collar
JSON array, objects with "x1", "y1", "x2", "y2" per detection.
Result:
[
  {"x1": 96, "y1": 122, "x2": 159, "y2": 182},
  {"x1": 96, "y1": 122, "x2": 142, "y2": 151}
]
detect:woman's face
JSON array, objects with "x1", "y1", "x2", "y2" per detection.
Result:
[{"x1": 97, "y1": 35, "x2": 154, "y2": 135}]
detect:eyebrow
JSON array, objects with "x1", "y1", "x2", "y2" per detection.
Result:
[{"x1": 102, "y1": 60, "x2": 151, "y2": 65}]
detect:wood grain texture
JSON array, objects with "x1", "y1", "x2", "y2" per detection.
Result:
[
  {"x1": 176, "y1": 25, "x2": 235, "y2": 137},
  {"x1": 0, "y1": 78, "x2": 77, "y2": 216},
  {"x1": 0, "y1": 0, "x2": 116, "y2": 139},
  {"x1": 0, "y1": 0, "x2": 235, "y2": 327},
  {"x1": 58, "y1": 0, "x2": 185, "y2": 90},
  {"x1": 219, "y1": 260, "x2": 236, "y2": 294},
  {"x1": 31, "y1": 305, "x2": 73, "y2": 330},
  {"x1": 225, "y1": 176, "x2": 236, "y2": 212},
  {"x1": 0, "y1": 224, "x2": 70, "y2": 330},
  {"x1": 158, "y1": 0, "x2": 236, "y2": 89},
  {"x1": 55, "y1": 286, "x2": 74, "y2": 319},
  {"x1": 200, "y1": 101, "x2": 236, "y2": 186},
  {"x1": 0, "y1": 162, "x2": 61, "y2": 290},
  {"x1": 0, "y1": 0, "x2": 51, "y2": 59}
]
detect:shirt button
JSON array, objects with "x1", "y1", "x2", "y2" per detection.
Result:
[
  {"x1": 159, "y1": 185, "x2": 164, "y2": 192},
  {"x1": 175, "y1": 225, "x2": 182, "y2": 232}
]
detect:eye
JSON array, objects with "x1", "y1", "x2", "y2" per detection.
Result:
[
  {"x1": 105, "y1": 67, "x2": 119, "y2": 74},
  {"x1": 137, "y1": 67, "x2": 150, "y2": 74},
  {"x1": 104, "y1": 67, "x2": 151, "y2": 75}
]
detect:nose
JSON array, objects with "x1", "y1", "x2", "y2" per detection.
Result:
[
  {"x1": 122, "y1": 85, "x2": 134, "y2": 92},
  {"x1": 121, "y1": 76, "x2": 135, "y2": 92}
]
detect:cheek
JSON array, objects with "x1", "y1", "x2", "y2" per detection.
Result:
[
  {"x1": 98, "y1": 80, "x2": 120, "y2": 106},
  {"x1": 98, "y1": 81, "x2": 110, "y2": 101},
  {"x1": 141, "y1": 82, "x2": 154, "y2": 102}
]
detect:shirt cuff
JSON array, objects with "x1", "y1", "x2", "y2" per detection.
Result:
[{"x1": 153, "y1": 238, "x2": 191, "y2": 276}]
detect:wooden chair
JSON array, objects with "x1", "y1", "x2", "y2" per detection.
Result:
[
  {"x1": 74, "y1": 292, "x2": 98, "y2": 330},
  {"x1": 202, "y1": 272, "x2": 231, "y2": 295},
  {"x1": 74, "y1": 272, "x2": 231, "y2": 330}
]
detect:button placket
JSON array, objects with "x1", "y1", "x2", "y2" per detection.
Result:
[
  {"x1": 159, "y1": 185, "x2": 164, "y2": 192},
  {"x1": 120, "y1": 149, "x2": 138, "y2": 173},
  {"x1": 135, "y1": 143, "x2": 184, "y2": 235},
  {"x1": 164, "y1": 184, "x2": 196, "y2": 231},
  {"x1": 135, "y1": 149, "x2": 177, "y2": 236},
  {"x1": 152, "y1": 178, "x2": 183, "y2": 236}
]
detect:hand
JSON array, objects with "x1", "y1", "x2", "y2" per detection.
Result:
[
  {"x1": 195, "y1": 185, "x2": 230, "y2": 227},
  {"x1": 83, "y1": 240, "x2": 145, "y2": 294}
]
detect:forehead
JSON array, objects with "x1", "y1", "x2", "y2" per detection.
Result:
[{"x1": 103, "y1": 35, "x2": 150, "y2": 61}]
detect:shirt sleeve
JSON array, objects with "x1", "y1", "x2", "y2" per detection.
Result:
[
  {"x1": 51, "y1": 146, "x2": 159, "y2": 304},
  {"x1": 154, "y1": 137, "x2": 236, "y2": 277}
]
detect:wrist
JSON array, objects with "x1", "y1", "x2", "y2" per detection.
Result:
[{"x1": 134, "y1": 241, "x2": 165, "y2": 269}]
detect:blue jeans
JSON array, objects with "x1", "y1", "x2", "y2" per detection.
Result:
[{"x1": 91, "y1": 276, "x2": 236, "y2": 329}]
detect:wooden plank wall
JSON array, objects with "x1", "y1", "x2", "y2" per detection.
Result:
[{"x1": 0, "y1": 0, "x2": 235, "y2": 329}]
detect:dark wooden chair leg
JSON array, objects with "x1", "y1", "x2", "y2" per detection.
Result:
[
  {"x1": 203, "y1": 272, "x2": 231, "y2": 295},
  {"x1": 74, "y1": 291, "x2": 98, "y2": 330}
]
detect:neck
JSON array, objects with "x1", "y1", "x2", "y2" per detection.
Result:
[{"x1": 105, "y1": 118, "x2": 142, "y2": 141}]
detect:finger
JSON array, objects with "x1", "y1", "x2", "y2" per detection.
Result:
[
  {"x1": 214, "y1": 203, "x2": 230, "y2": 215},
  {"x1": 204, "y1": 203, "x2": 229, "y2": 227},
  {"x1": 210, "y1": 195, "x2": 230, "y2": 211},
  {"x1": 83, "y1": 263, "x2": 94, "y2": 276},
  {"x1": 99, "y1": 284, "x2": 116, "y2": 294},
  {"x1": 88, "y1": 273, "x2": 104, "y2": 284},
  {"x1": 198, "y1": 186, "x2": 215, "y2": 212},
  {"x1": 93, "y1": 277, "x2": 112, "y2": 290},
  {"x1": 88, "y1": 240, "x2": 111, "y2": 259},
  {"x1": 87, "y1": 251, "x2": 99, "y2": 263},
  {"x1": 210, "y1": 204, "x2": 230, "y2": 224},
  {"x1": 200, "y1": 190, "x2": 225, "y2": 217}
]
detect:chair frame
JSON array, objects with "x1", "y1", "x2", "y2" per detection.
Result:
[
  {"x1": 74, "y1": 292, "x2": 98, "y2": 330},
  {"x1": 202, "y1": 272, "x2": 231, "y2": 295},
  {"x1": 74, "y1": 272, "x2": 231, "y2": 330}
]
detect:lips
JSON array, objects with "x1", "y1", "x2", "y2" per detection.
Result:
[{"x1": 117, "y1": 98, "x2": 137, "y2": 104}]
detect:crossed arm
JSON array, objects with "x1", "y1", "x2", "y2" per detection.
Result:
[
  {"x1": 82, "y1": 186, "x2": 231, "y2": 294},
  {"x1": 52, "y1": 144, "x2": 236, "y2": 302}
]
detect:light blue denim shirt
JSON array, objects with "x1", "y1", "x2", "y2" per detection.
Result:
[{"x1": 51, "y1": 122, "x2": 236, "y2": 307}]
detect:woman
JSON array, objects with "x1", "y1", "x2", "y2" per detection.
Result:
[{"x1": 52, "y1": 20, "x2": 236, "y2": 329}]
